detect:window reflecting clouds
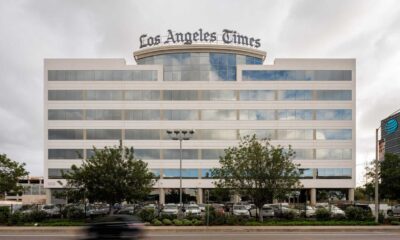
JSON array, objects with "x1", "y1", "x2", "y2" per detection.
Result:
[
  {"x1": 316, "y1": 129, "x2": 352, "y2": 140},
  {"x1": 86, "y1": 129, "x2": 121, "y2": 140},
  {"x1": 317, "y1": 168, "x2": 352, "y2": 179},
  {"x1": 125, "y1": 129, "x2": 160, "y2": 140},
  {"x1": 316, "y1": 110, "x2": 352, "y2": 120},
  {"x1": 278, "y1": 110, "x2": 313, "y2": 120},
  {"x1": 243, "y1": 70, "x2": 352, "y2": 81},
  {"x1": 48, "y1": 149, "x2": 83, "y2": 159},
  {"x1": 48, "y1": 70, "x2": 157, "y2": 81},
  {"x1": 163, "y1": 169, "x2": 198, "y2": 179},
  {"x1": 164, "y1": 110, "x2": 199, "y2": 120},
  {"x1": 240, "y1": 110, "x2": 275, "y2": 120},
  {"x1": 316, "y1": 149, "x2": 352, "y2": 160},
  {"x1": 201, "y1": 110, "x2": 236, "y2": 120},
  {"x1": 48, "y1": 129, "x2": 83, "y2": 140}
]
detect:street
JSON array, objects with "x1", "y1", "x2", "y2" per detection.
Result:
[{"x1": 0, "y1": 231, "x2": 399, "y2": 240}]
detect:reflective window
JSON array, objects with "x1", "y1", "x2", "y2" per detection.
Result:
[
  {"x1": 194, "y1": 130, "x2": 238, "y2": 140},
  {"x1": 125, "y1": 90, "x2": 161, "y2": 101},
  {"x1": 278, "y1": 110, "x2": 313, "y2": 120},
  {"x1": 277, "y1": 129, "x2": 314, "y2": 140},
  {"x1": 150, "y1": 169, "x2": 160, "y2": 178},
  {"x1": 134, "y1": 149, "x2": 161, "y2": 160},
  {"x1": 299, "y1": 168, "x2": 314, "y2": 179},
  {"x1": 48, "y1": 110, "x2": 84, "y2": 120},
  {"x1": 317, "y1": 168, "x2": 352, "y2": 179},
  {"x1": 239, "y1": 130, "x2": 275, "y2": 139},
  {"x1": 240, "y1": 90, "x2": 275, "y2": 101},
  {"x1": 164, "y1": 110, "x2": 199, "y2": 120},
  {"x1": 316, "y1": 129, "x2": 352, "y2": 140},
  {"x1": 48, "y1": 90, "x2": 83, "y2": 101},
  {"x1": 125, "y1": 110, "x2": 160, "y2": 120},
  {"x1": 201, "y1": 90, "x2": 236, "y2": 101},
  {"x1": 48, "y1": 129, "x2": 83, "y2": 140},
  {"x1": 293, "y1": 149, "x2": 314, "y2": 160},
  {"x1": 242, "y1": 70, "x2": 352, "y2": 81},
  {"x1": 201, "y1": 149, "x2": 225, "y2": 159},
  {"x1": 163, "y1": 169, "x2": 198, "y2": 179},
  {"x1": 163, "y1": 149, "x2": 198, "y2": 159},
  {"x1": 201, "y1": 110, "x2": 236, "y2": 120},
  {"x1": 277, "y1": 90, "x2": 312, "y2": 101},
  {"x1": 163, "y1": 90, "x2": 199, "y2": 100},
  {"x1": 86, "y1": 110, "x2": 122, "y2": 120},
  {"x1": 239, "y1": 110, "x2": 275, "y2": 120},
  {"x1": 48, "y1": 149, "x2": 83, "y2": 159},
  {"x1": 316, "y1": 109, "x2": 352, "y2": 120},
  {"x1": 315, "y1": 90, "x2": 352, "y2": 101},
  {"x1": 48, "y1": 168, "x2": 70, "y2": 179},
  {"x1": 48, "y1": 70, "x2": 157, "y2": 81},
  {"x1": 125, "y1": 129, "x2": 160, "y2": 140},
  {"x1": 86, "y1": 129, "x2": 121, "y2": 140},
  {"x1": 201, "y1": 169, "x2": 213, "y2": 179},
  {"x1": 86, "y1": 90, "x2": 123, "y2": 101},
  {"x1": 316, "y1": 149, "x2": 352, "y2": 160}
]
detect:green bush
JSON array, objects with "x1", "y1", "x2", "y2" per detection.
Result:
[
  {"x1": 391, "y1": 221, "x2": 400, "y2": 225},
  {"x1": 226, "y1": 215, "x2": 239, "y2": 225},
  {"x1": 139, "y1": 208, "x2": 156, "y2": 223},
  {"x1": 204, "y1": 206, "x2": 226, "y2": 225},
  {"x1": 284, "y1": 210, "x2": 296, "y2": 220},
  {"x1": 162, "y1": 218, "x2": 172, "y2": 225},
  {"x1": 152, "y1": 219, "x2": 162, "y2": 226},
  {"x1": 182, "y1": 219, "x2": 192, "y2": 226},
  {"x1": 160, "y1": 213, "x2": 176, "y2": 220},
  {"x1": 316, "y1": 208, "x2": 331, "y2": 221},
  {"x1": 192, "y1": 219, "x2": 203, "y2": 226},
  {"x1": 345, "y1": 206, "x2": 372, "y2": 221},
  {"x1": 62, "y1": 206, "x2": 85, "y2": 220},
  {"x1": 23, "y1": 210, "x2": 48, "y2": 223},
  {"x1": 172, "y1": 219, "x2": 182, "y2": 226},
  {"x1": 8, "y1": 212, "x2": 22, "y2": 225},
  {"x1": 0, "y1": 207, "x2": 10, "y2": 225},
  {"x1": 185, "y1": 212, "x2": 201, "y2": 220}
]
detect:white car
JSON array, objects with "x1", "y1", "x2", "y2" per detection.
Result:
[
  {"x1": 40, "y1": 204, "x2": 60, "y2": 217},
  {"x1": 249, "y1": 204, "x2": 274, "y2": 218},
  {"x1": 300, "y1": 206, "x2": 316, "y2": 217},
  {"x1": 185, "y1": 204, "x2": 201, "y2": 216},
  {"x1": 232, "y1": 205, "x2": 250, "y2": 217},
  {"x1": 316, "y1": 204, "x2": 345, "y2": 217},
  {"x1": 162, "y1": 204, "x2": 179, "y2": 216}
]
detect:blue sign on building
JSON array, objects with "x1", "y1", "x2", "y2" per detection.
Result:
[{"x1": 385, "y1": 118, "x2": 398, "y2": 135}]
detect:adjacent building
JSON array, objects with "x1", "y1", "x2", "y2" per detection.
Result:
[
  {"x1": 381, "y1": 110, "x2": 400, "y2": 156},
  {"x1": 44, "y1": 38, "x2": 356, "y2": 204}
]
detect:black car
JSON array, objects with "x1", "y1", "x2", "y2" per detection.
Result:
[{"x1": 85, "y1": 215, "x2": 144, "y2": 239}]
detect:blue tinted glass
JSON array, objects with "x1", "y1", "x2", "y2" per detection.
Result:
[
  {"x1": 242, "y1": 70, "x2": 351, "y2": 81},
  {"x1": 201, "y1": 169, "x2": 212, "y2": 178},
  {"x1": 317, "y1": 168, "x2": 352, "y2": 179},
  {"x1": 163, "y1": 169, "x2": 198, "y2": 178},
  {"x1": 299, "y1": 168, "x2": 313, "y2": 178},
  {"x1": 316, "y1": 129, "x2": 352, "y2": 140}
]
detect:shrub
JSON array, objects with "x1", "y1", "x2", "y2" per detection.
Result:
[
  {"x1": 391, "y1": 221, "x2": 400, "y2": 225},
  {"x1": 23, "y1": 210, "x2": 48, "y2": 223},
  {"x1": 185, "y1": 212, "x2": 201, "y2": 220},
  {"x1": 62, "y1": 206, "x2": 85, "y2": 220},
  {"x1": 160, "y1": 213, "x2": 176, "y2": 220},
  {"x1": 284, "y1": 210, "x2": 296, "y2": 220},
  {"x1": 0, "y1": 207, "x2": 10, "y2": 225},
  {"x1": 192, "y1": 219, "x2": 203, "y2": 226},
  {"x1": 172, "y1": 219, "x2": 182, "y2": 226},
  {"x1": 182, "y1": 219, "x2": 192, "y2": 226},
  {"x1": 226, "y1": 215, "x2": 239, "y2": 225},
  {"x1": 162, "y1": 218, "x2": 172, "y2": 225},
  {"x1": 8, "y1": 212, "x2": 22, "y2": 225},
  {"x1": 152, "y1": 219, "x2": 162, "y2": 226},
  {"x1": 204, "y1": 206, "x2": 226, "y2": 225},
  {"x1": 345, "y1": 206, "x2": 371, "y2": 221},
  {"x1": 316, "y1": 208, "x2": 331, "y2": 221},
  {"x1": 139, "y1": 208, "x2": 156, "y2": 223}
]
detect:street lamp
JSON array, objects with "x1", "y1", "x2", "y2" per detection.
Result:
[
  {"x1": 374, "y1": 126, "x2": 381, "y2": 223},
  {"x1": 166, "y1": 129, "x2": 195, "y2": 217}
]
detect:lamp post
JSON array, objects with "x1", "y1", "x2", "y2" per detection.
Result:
[
  {"x1": 374, "y1": 127, "x2": 380, "y2": 223},
  {"x1": 166, "y1": 129, "x2": 195, "y2": 218}
]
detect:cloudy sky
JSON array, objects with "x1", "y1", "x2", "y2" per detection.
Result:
[{"x1": 1, "y1": 0, "x2": 399, "y2": 185}]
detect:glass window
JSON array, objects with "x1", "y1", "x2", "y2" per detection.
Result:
[
  {"x1": 150, "y1": 169, "x2": 160, "y2": 178},
  {"x1": 48, "y1": 90, "x2": 83, "y2": 101},
  {"x1": 164, "y1": 110, "x2": 199, "y2": 120},
  {"x1": 316, "y1": 109, "x2": 352, "y2": 120},
  {"x1": 86, "y1": 110, "x2": 122, "y2": 120},
  {"x1": 194, "y1": 130, "x2": 237, "y2": 140},
  {"x1": 278, "y1": 90, "x2": 312, "y2": 100},
  {"x1": 162, "y1": 149, "x2": 198, "y2": 159},
  {"x1": 48, "y1": 149, "x2": 83, "y2": 159},
  {"x1": 125, "y1": 110, "x2": 160, "y2": 120},
  {"x1": 240, "y1": 90, "x2": 275, "y2": 101},
  {"x1": 201, "y1": 169, "x2": 213, "y2": 179},
  {"x1": 48, "y1": 70, "x2": 157, "y2": 81},
  {"x1": 316, "y1": 149, "x2": 352, "y2": 160},
  {"x1": 201, "y1": 149, "x2": 225, "y2": 159},
  {"x1": 48, "y1": 110, "x2": 84, "y2": 120},
  {"x1": 315, "y1": 90, "x2": 352, "y2": 101},
  {"x1": 124, "y1": 90, "x2": 161, "y2": 101},
  {"x1": 48, "y1": 129, "x2": 83, "y2": 140},
  {"x1": 242, "y1": 70, "x2": 351, "y2": 81},
  {"x1": 48, "y1": 168, "x2": 70, "y2": 179},
  {"x1": 86, "y1": 90, "x2": 123, "y2": 101},
  {"x1": 163, "y1": 169, "x2": 198, "y2": 179},
  {"x1": 240, "y1": 110, "x2": 275, "y2": 120},
  {"x1": 293, "y1": 149, "x2": 314, "y2": 160},
  {"x1": 317, "y1": 168, "x2": 352, "y2": 179},
  {"x1": 316, "y1": 129, "x2": 352, "y2": 140},
  {"x1": 277, "y1": 129, "x2": 314, "y2": 140},
  {"x1": 299, "y1": 168, "x2": 314, "y2": 179},
  {"x1": 86, "y1": 129, "x2": 121, "y2": 140},
  {"x1": 239, "y1": 130, "x2": 275, "y2": 139},
  {"x1": 134, "y1": 149, "x2": 160, "y2": 160},
  {"x1": 201, "y1": 110, "x2": 236, "y2": 120},
  {"x1": 125, "y1": 129, "x2": 160, "y2": 140},
  {"x1": 201, "y1": 90, "x2": 236, "y2": 101},
  {"x1": 163, "y1": 90, "x2": 199, "y2": 100},
  {"x1": 277, "y1": 110, "x2": 313, "y2": 120}
]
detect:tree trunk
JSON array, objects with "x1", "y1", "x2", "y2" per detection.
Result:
[
  {"x1": 258, "y1": 207, "x2": 263, "y2": 222},
  {"x1": 109, "y1": 203, "x2": 114, "y2": 215}
]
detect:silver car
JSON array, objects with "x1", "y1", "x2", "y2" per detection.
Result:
[{"x1": 232, "y1": 205, "x2": 250, "y2": 217}]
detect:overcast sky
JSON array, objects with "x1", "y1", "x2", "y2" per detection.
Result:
[{"x1": 0, "y1": 0, "x2": 399, "y2": 186}]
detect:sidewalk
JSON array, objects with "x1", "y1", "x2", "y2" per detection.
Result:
[{"x1": 0, "y1": 225, "x2": 399, "y2": 233}]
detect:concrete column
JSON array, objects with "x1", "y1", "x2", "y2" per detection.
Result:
[
  {"x1": 45, "y1": 189, "x2": 52, "y2": 204},
  {"x1": 197, "y1": 188, "x2": 203, "y2": 204},
  {"x1": 159, "y1": 188, "x2": 165, "y2": 205},
  {"x1": 273, "y1": 199, "x2": 278, "y2": 204},
  {"x1": 232, "y1": 194, "x2": 240, "y2": 203},
  {"x1": 310, "y1": 188, "x2": 316, "y2": 206},
  {"x1": 348, "y1": 188, "x2": 355, "y2": 202}
]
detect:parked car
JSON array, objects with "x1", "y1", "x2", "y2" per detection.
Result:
[
  {"x1": 41, "y1": 204, "x2": 61, "y2": 217},
  {"x1": 88, "y1": 204, "x2": 110, "y2": 217},
  {"x1": 299, "y1": 206, "x2": 316, "y2": 218},
  {"x1": 198, "y1": 204, "x2": 207, "y2": 212},
  {"x1": 387, "y1": 205, "x2": 400, "y2": 216},
  {"x1": 117, "y1": 205, "x2": 136, "y2": 215},
  {"x1": 211, "y1": 204, "x2": 225, "y2": 214},
  {"x1": 249, "y1": 204, "x2": 274, "y2": 218},
  {"x1": 316, "y1": 204, "x2": 345, "y2": 217},
  {"x1": 224, "y1": 202, "x2": 234, "y2": 213},
  {"x1": 269, "y1": 204, "x2": 300, "y2": 218},
  {"x1": 232, "y1": 205, "x2": 250, "y2": 217},
  {"x1": 185, "y1": 204, "x2": 201, "y2": 216},
  {"x1": 85, "y1": 214, "x2": 144, "y2": 240},
  {"x1": 161, "y1": 204, "x2": 179, "y2": 216}
]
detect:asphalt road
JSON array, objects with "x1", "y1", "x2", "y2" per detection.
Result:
[{"x1": 0, "y1": 231, "x2": 399, "y2": 240}]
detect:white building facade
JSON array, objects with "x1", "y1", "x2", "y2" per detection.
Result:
[{"x1": 44, "y1": 44, "x2": 356, "y2": 204}]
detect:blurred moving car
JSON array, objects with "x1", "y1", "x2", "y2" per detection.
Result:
[
  {"x1": 161, "y1": 204, "x2": 179, "y2": 216},
  {"x1": 185, "y1": 204, "x2": 201, "y2": 216},
  {"x1": 232, "y1": 205, "x2": 250, "y2": 217},
  {"x1": 85, "y1": 215, "x2": 144, "y2": 239},
  {"x1": 249, "y1": 204, "x2": 274, "y2": 218}
]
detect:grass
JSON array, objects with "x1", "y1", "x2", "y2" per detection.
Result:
[
  {"x1": 22, "y1": 219, "x2": 86, "y2": 226},
  {"x1": 244, "y1": 220, "x2": 378, "y2": 226}
]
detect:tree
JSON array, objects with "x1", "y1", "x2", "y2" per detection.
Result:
[
  {"x1": 211, "y1": 135, "x2": 301, "y2": 222},
  {"x1": 380, "y1": 153, "x2": 400, "y2": 201},
  {"x1": 63, "y1": 145, "x2": 155, "y2": 214},
  {"x1": 0, "y1": 154, "x2": 29, "y2": 198}
]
